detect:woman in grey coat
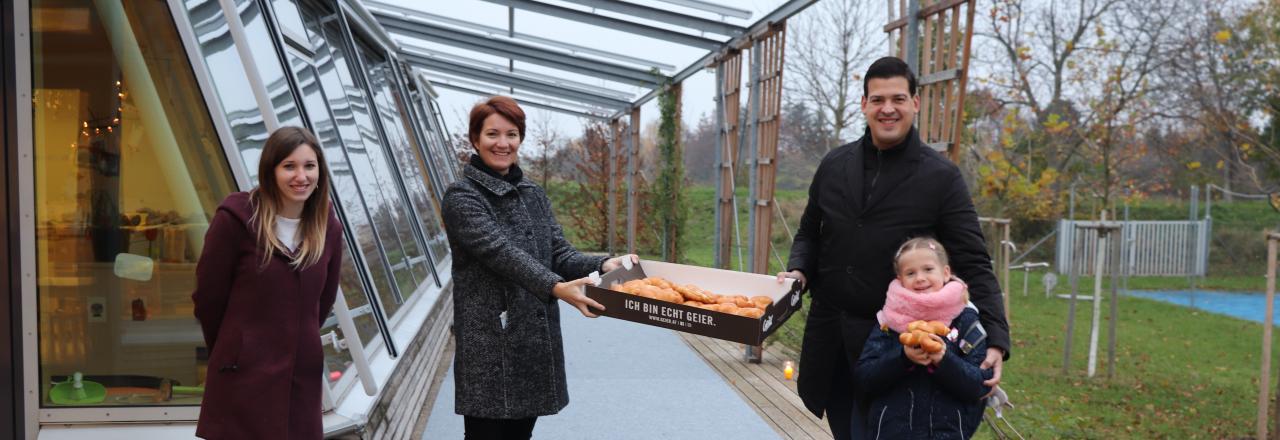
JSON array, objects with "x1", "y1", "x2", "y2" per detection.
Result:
[{"x1": 442, "y1": 96, "x2": 636, "y2": 440}]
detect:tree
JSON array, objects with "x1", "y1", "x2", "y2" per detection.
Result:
[
  {"x1": 683, "y1": 112, "x2": 717, "y2": 185},
  {"x1": 654, "y1": 82, "x2": 688, "y2": 262},
  {"x1": 1156, "y1": 0, "x2": 1280, "y2": 194},
  {"x1": 978, "y1": 0, "x2": 1186, "y2": 208},
  {"x1": 786, "y1": 0, "x2": 883, "y2": 147},
  {"x1": 525, "y1": 110, "x2": 564, "y2": 188},
  {"x1": 560, "y1": 122, "x2": 627, "y2": 251}
]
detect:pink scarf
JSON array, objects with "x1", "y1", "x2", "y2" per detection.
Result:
[{"x1": 876, "y1": 279, "x2": 967, "y2": 333}]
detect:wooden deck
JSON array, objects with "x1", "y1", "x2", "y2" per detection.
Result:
[{"x1": 678, "y1": 333, "x2": 834, "y2": 440}]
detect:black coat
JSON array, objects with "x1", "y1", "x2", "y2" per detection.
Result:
[
  {"x1": 442, "y1": 163, "x2": 606, "y2": 419},
  {"x1": 786, "y1": 128, "x2": 1010, "y2": 417},
  {"x1": 856, "y1": 308, "x2": 992, "y2": 439}
]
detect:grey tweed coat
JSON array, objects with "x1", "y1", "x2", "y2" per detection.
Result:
[{"x1": 442, "y1": 163, "x2": 606, "y2": 419}]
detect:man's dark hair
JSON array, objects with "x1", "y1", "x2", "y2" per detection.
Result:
[{"x1": 863, "y1": 56, "x2": 917, "y2": 97}]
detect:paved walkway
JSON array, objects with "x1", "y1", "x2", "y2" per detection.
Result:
[{"x1": 423, "y1": 302, "x2": 783, "y2": 439}]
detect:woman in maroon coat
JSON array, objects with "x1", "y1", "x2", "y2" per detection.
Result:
[{"x1": 193, "y1": 126, "x2": 344, "y2": 439}]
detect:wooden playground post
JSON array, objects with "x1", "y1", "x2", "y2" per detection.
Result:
[
  {"x1": 979, "y1": 217, "x2": 1012, "y2": 321},
  {"x1": 1062, "y1": 212, "x2": 1121, "y2": 378},
  {"x1": 1258, "y1": 231, "x2": 1279, "y2": 440},
  {"x1": 1087, "y1": 211, "x2": 1108, "y2": 378}
]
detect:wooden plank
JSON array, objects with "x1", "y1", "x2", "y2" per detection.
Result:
[
  {"x1": 683, "y1": 335, "x2": 815, "y2": 440},
  {"x1": 696, "y1": 337, "x2": 829, "y2": 438},
  {"x1": 950, "y1": 1, "x2": 976, "y2": 161},
  {"x1": 918, "y1": 10, "x2": 934, "y2": 139},
  {"x1": 685, "y1": 337, "x2": 802, "y2": 439},
  {"x1": 938, "y1": 7, "x2": 957, "y2": 143},
  {"x1": 683, "y1": 333, "x2": 831, "y2": 439}
]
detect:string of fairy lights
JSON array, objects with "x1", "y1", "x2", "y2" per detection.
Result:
[{"x1": 76, "y1": 80, "x2": 124, "y2": 144}]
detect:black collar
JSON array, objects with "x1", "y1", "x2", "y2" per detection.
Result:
[{"x1": 469, "y1": 154, "x2": 523, "y2": 185}]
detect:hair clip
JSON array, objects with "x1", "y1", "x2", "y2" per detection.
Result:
[{"x1": 928, "y1": 242, "x2": 936, "y2": 250}]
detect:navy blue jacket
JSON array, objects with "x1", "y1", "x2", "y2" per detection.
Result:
[{"x1": 856, "y1": 308, "x2": 992, "y2": 439}]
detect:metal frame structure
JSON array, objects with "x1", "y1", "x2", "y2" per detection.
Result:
[
  {"x1": 365, "y1": 0, "x2": 818, "y2": 261},
  {"x1": 2, "y1": 2, "x2": 21, "y2": 438},
  {"x1": 886, "y1": 0, "x2": 976, "y2": 162},
  {"x1": 6, "y1": 0, "x2": 822, "y2": 437}
]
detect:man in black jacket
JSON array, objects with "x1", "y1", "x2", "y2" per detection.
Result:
[{"x1": 777, "y1": 57, "x2": 1010, "y2": 439}]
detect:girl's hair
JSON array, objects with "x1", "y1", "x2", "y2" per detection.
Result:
[
  {"x1": 250, "y1": 126, "x2": 332, "y2": 270},
  {"x1": 467, "y1": 96, "x2": 526, "y2": 145},
  {"x1": 892, "y1": 237, "x2": 949, "y2": 273}
]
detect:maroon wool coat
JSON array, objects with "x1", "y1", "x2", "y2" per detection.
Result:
[{"x1": 192, "y1": 192, "x2": 343, "y2": 440}]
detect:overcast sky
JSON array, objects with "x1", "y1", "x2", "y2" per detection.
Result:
[{"x1": 377, "y1": 0, "x2": 811, "y2": 150}]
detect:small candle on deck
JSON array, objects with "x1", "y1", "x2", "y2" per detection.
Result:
[{"x1": 783, "y1": 361, "x2": 794, "y2": 380}]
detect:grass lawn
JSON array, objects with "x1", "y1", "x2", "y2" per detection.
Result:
[
  {"x1": 549, "y1": 182, "x2": 1280, "y2": 438},
  {"x1": 977, "y1": 269, "x2": 1278, "y2": 439}
]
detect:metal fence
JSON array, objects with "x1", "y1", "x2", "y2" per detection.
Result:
[{"x1": 1056, "y1": 219, "x2": 1210, "y2": 276}]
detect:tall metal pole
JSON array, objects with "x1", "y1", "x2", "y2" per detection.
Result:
[
  {"x1": 627, "y1": 107, "x2": 640, "y2": 254},
  {"x1": 1087, "y1": 211, "x2": 1107, "y2": 378},
  {"x1": 1189, "y1": 185, "x2": 1198, "y2": 308},
  {"x1": 608, "y1": 118, "x2": 618, "y2": 255},
  {"x1": 1261, "y1": 231, "x2": 1278, "y2": 440},
  {"x1": 714, "y1": 59, "x2": 727, "y2": 268},
  {"x1": 1064, "y1": 221, "x2": 1081, "y2": 375},
  {"x1": 1107, "y1": 220, "x2": 1120, "y2": 379},
  {"x1": 743, "y1": 37, "x2": 763, "y2": 273},
  {"x1": 905, "y1": 0, "x2": 920, "y2": 73}
]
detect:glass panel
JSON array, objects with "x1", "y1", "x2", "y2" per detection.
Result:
[
  {"x1": 182, "y1": 0, "x2": 300, "y2": 178},
  {"x1": 363, "y1": 58, "x2": 440, "y2": 287},
  {"x1": 298, "y1": 4, "x2": 407, "y2": 317},
  {"x1": 285, "y1": 50, "x2": 382, "y2": 351},
  {"x1": 427, "y1": 98, "x2": 461, "y2": 184},
  {"x1": 369, "y1": 64, "x2": 449, "y2": 269},
  {"x1": 403, "y1": 78, "x2": 448, "y2": 206},
  {"x1": 271, "y1": 0, "x2": 308, "y2": 47},
  {"x1": 32, "y1": 0, "x2": 237, "y2": 407}
]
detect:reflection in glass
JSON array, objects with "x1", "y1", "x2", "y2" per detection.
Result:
[
  {"x1": 183, "y1": 0, "x2": 300, "y2": 178},
  {"x1": 298, "y1": 4, "x2": 409, "y2": 317},
  {"x1": 341, "y1": 38, "x2": 429, "y2": 301},
  {"x1": 33, "y1": 0, "x2": 236, "y2": 407},
  {"x1": 286, "y1": 49, "x2": 384, "y2": 348},
  {"x1": 369, "y1": 63, "x2": 450, "y2": 271}
]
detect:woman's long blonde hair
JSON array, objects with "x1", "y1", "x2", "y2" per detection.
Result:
[{"x1": 250, "y1": 127, "x2": 332, "y2": 270}]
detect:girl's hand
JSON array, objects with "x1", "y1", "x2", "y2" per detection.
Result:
[
  {"x1": 903, "y1": 343, "x2": 931, "y2": 366},
  {"x1": 553, "y1": 277, "x2": 606, "y2": 318},
  {"x1": 926, "y1": 334, "x2": 946, "y2": 365},
  {"x1": 602, "y1": 254, "x2": 639, "y2": 273}
]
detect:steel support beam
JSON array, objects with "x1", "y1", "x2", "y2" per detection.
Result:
[
  {"x1": 713, "y1": 50, "x2": 742, "y2": 270},
  {"x1": 401, "y1": 51, "x2": 631, "y2": 110},
  {"x1": 429, "y1": 81, "x2": 611, "y2": 121},
  {"x1": 428, "y1": 73, "x2": 616, "y2": 115},
  {"x1": 608, "y1": 119, "x2": 620, "y2": 254},
  {"x1": 559, "y1": 0, "x2": 746, "y2": 36},
  {"x1": 403, "y1": 44, "x2": 632, "y2": 99},
  {"x1": 373, "y1": 12, "x2": 663, "y2": 87},
  {"x1": 480, "y1": 0, "x2": 724, "y2": 50},
  {"x1": 746, "y1": 24, "x2": 786, "y2": 275},
  {"x1": 611, "y1": 0, "x2": 816, "y2": 119},
  {"x1": 627, "y1": 107, "x2": 640, "y2": 254},
  {"x1": 366, "y1": 1, "x2": 675, "y2": 71},
  {"x1": 743, "y1": 32, "x2": 763, "y2": 274},
  {"x1": 652, "y1": 0, "x2": 752, "y2": 19}
]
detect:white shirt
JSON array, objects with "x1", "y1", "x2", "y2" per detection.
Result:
[{"x1": 275, "y1": 216, "x2": 301, "y2": 253}]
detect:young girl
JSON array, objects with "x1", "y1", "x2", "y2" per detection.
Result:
[
  {"x1": 855, "y1": 237, "x2": 992, "y2": 440},
  {"x1": 193, "y1": 126, "x2": 344, "y2": 439}
]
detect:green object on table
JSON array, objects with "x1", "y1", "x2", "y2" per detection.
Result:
[
  {"x1": 172, "y1": 385, "x2": 204, "y2": 395},
  {"x1": 49, "y1": 372, "x2": 106, "y2": 405}
]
